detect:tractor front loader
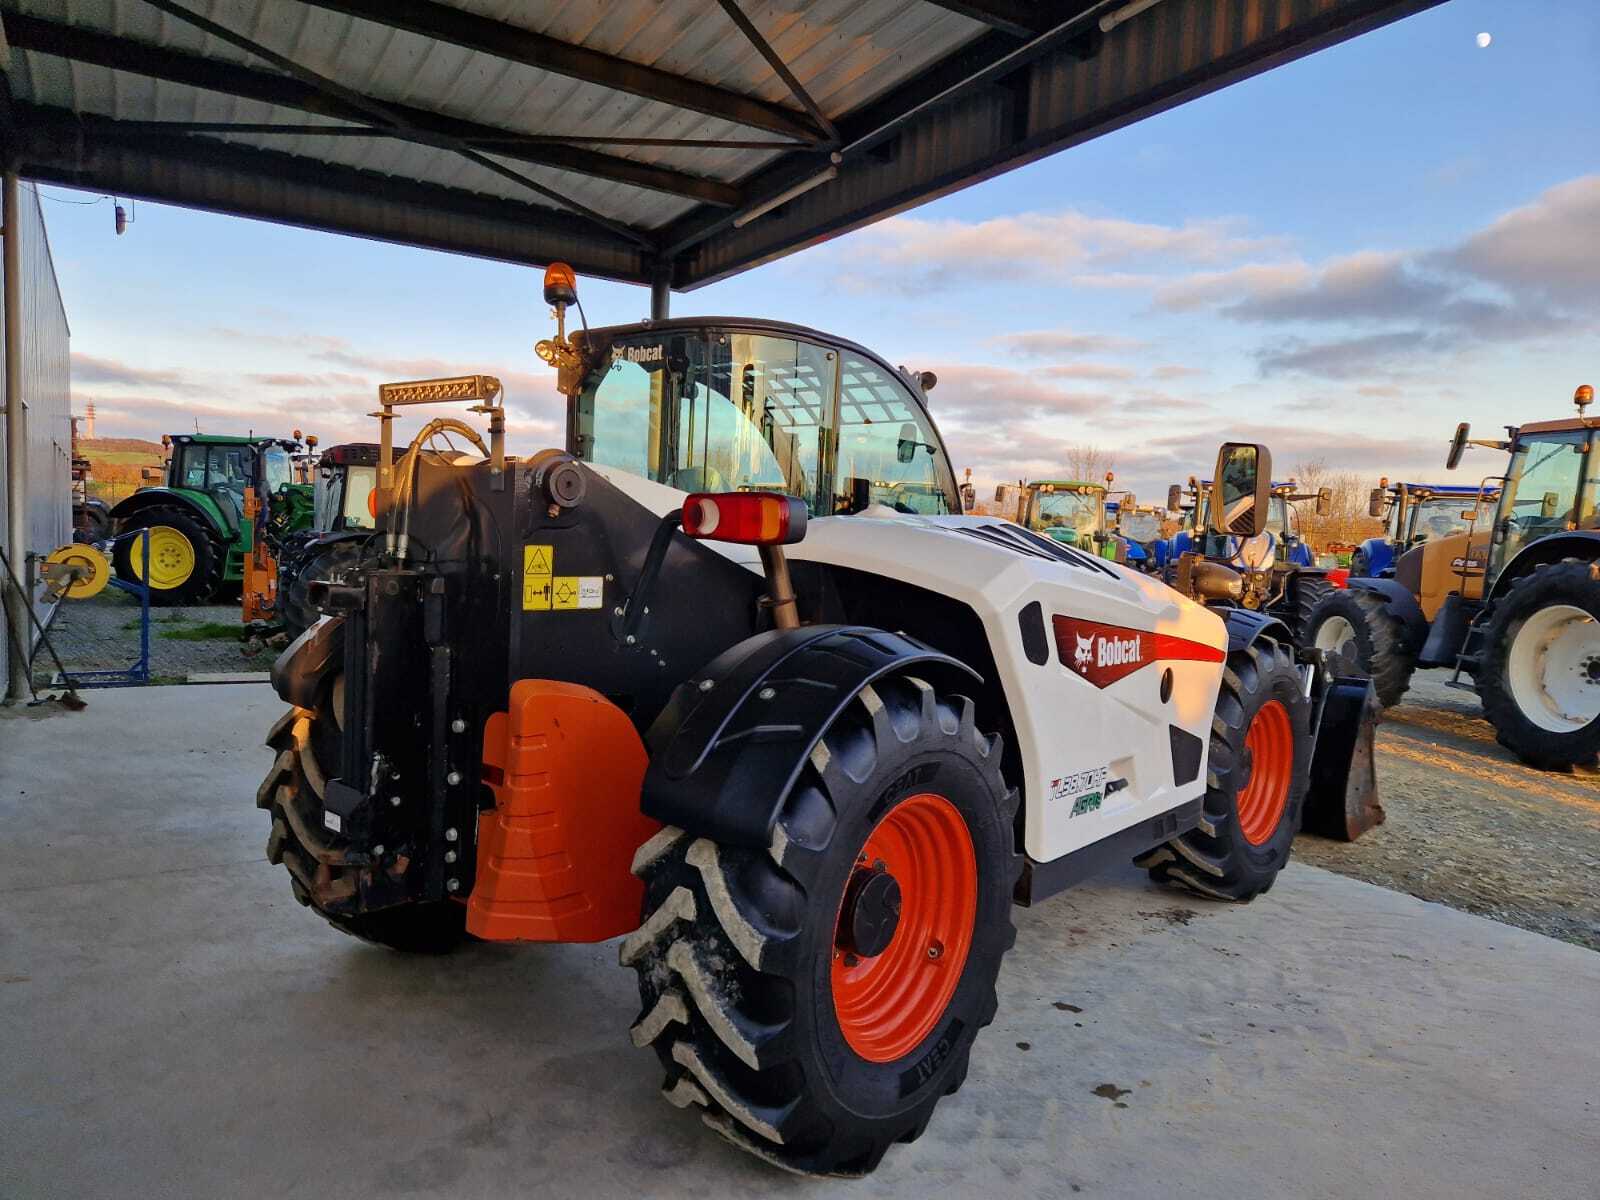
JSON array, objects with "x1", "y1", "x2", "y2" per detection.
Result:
[{"x1": 260, "y1": 266, "x2": 1380, "y2": 1175}]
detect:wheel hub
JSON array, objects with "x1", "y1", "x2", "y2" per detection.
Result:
[{"x1": 837, "y1": 865, "x2": 902, "y2": 959}]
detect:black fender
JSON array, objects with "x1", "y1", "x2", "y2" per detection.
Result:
[
  {"x1": 1217, "y1": 606, "x2": 1295, "y2": 653},
  {"x1": 1345, "y1": 577, "x2": 1429, "y2": 649},
  {"x1": 106, "y1": 487, "x2": 229, "y2": 537},
  {"x1": 1490, "y1": 530, "x2": 1600, "y2": 600},
  {"x1": 642, "y1": 625, "x2": 980, "y2": 850},
  {"x1": 271, "y1": 615, "x2": 345, "y2": 708}
]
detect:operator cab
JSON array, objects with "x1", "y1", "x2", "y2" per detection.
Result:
[{"x1": 563, "y1": 319, "x2": 961, "y2": 518}]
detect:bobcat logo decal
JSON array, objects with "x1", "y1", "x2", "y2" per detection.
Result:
[
  {"x1": 1074, "y1": 632, "x2": 1095, "y2": 668},
  {"x1": 1052, "y1": 615, "x2": 1225, "y2": 688}
]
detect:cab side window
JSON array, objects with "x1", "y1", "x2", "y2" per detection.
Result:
[{"x1": 833, "y1": 356, "x2": 952, "y2": 515}]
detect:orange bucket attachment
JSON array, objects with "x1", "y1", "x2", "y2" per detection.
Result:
[{"x1": 466, "y1": 680, "x2": 658, "y2": 942}]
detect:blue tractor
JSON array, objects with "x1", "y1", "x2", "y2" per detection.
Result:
[
  {"x1": 1159, "y1": 475, "x2": 1334, "y2": 640},
  {"x1": 1353, "y1": 480, "x2": 1501, "y2": 578}
]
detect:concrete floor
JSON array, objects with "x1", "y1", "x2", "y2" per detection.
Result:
[{"x1": 2, "y1": 686, "x2": 1596, "y2": 1200}]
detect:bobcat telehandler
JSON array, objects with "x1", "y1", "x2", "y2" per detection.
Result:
[
  {"x1": 261, "y1": 266, "x2": 1378, "y2": 1176},
  {"x1": 1305, "y1": 385, "x2": 1600, "y2": 767}
]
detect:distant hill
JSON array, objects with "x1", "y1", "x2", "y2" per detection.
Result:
[
  {"x1": 80, "y1": 437, "x2": 165, "y2": 502},
  {"x1": 81, "y1": 437, "x2": 164, "y2": 458}
]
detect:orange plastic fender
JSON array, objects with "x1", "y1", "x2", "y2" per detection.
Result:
[{"x1": 466, "y1": 680, "x2": 659, "y2": 942}]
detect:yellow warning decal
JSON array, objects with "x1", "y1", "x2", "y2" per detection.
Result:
[
  {"x1": 551, "y1": 576, "x2": 605, "y2": 611},
  {"x1": 523, "y1": 544, "x2": 553, "y2": 610}
]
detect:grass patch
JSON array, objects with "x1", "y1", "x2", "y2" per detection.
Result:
[{"x1": 159, "y1": 622, "x2": 242, "y2": 642}]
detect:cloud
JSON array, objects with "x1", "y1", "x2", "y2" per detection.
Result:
[
  {"x1": 987, "y1": 329, "x2": 1145, "y2": 357},
  {"x1": 1151, "y1": 364, "x2": 1205, "y2": 380},
  {"x1": 1038, "y1": 363, "x2": 1137, "y2": 382},
  {"x1": 247, "y1": 371, "x2": 370, "y2": 389},
  {"x1": 1149, "y1": 176, "x2": 1598, "y2": 381},
  {"x1": 71, "y1": 352, "x2": 195, "y2": 391},
  {"x1": 840, "y1": 209, "x2": 1285, "y2": 289},
  {"x1": 1440, "y1": 174, "x2": 1600, "y2": 306}
]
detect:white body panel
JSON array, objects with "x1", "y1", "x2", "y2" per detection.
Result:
[{"x1": 590, "y1": 466, "x2": 1226, "y2": 865}]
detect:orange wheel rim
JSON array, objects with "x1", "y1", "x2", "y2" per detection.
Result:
[
  {"x1": 831, "y1": 792, "x2": 977, "y2": 1063},
  {"x1": 1237, "y1": 699, "x2": 1293, "y2": 845}
]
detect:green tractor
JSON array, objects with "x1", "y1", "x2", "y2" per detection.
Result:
[
  {"x1": 1002, "y1": 477, "x2": 1125, "y2": 560},
  {"x1": 107, "y1": 433, "x2": 314, "y2": 605}
]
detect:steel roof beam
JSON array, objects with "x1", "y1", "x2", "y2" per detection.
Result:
[
  {"x1": 103, "y1": 119, "x2": 806, "y2": 151},
  {"x1": 920, "y1": 1, "x2": 1053, "y2": 37},
  {"x1": 3, "y1": 11, "x2": 740, "y2": 209},
  {"x1": 296, "y1": 0, "x2": 827, "y2": 144},
  {"x1": 713, "y1": 0, "x2": 838, "y2": 144},
  {"x1": 13, "y1": 102, "x2": 649, "y2": 280}
]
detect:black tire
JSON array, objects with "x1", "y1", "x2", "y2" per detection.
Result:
[
  {"x1": 280, "y1": 539, "x2": 363, "y2": 640},
  {"x1": 1138, "y1": 635, "x2": 1311, "y2": 901},
  {"x1": 74, "y1": 499, "x2": 111, "y2": 544},
  {"x1": 1475, "y1": 558, "x2": 1600, "y2": 769},
  {"x1": 1286, "y1": 574, "x2": 1332, "y2": 641},
  {"x1": 622, "y1": 673, "x2": 1020, "y2": 1176},
  {"x1": 258, "y1": 672, "x2": 467, "y2": 954},
  {"x1": 1305, "y1": 588, "x2": 1416, "y2": 708},
  {"x1": 110, "y1": 504, "x2": 225, "y2": 605}
]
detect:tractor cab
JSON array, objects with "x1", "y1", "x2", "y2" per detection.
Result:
[
  {"x1": 1167, "y1": 479, "x2": 1320, "y2": 570},
  {"x1": 1357, "y1": 481, "x2": 1498, "y2": 579},
  {"x1": 312, "y1": 443, "x2": 380, "y2": 533},
  {"x1": 561, "y1": 318, "x2": 960, "y2": 518},
  {"x1": 1020, "y1": 480, "x2": 1111, "y2": 553}
]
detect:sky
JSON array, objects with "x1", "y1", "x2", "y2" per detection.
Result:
[{"x1": 39, "y1": 0, "x2": 1600, "y2": 502}]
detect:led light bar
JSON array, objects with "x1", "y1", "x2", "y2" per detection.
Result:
[{"x1": 378, "y1": 375, "x2": 502, "y2": 406}]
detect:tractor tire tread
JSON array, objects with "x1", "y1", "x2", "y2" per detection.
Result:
[
  {"x1": 1143, "y1": 637, "x2": 1311, "y2": 901},
  {"x1": 624, "y1": 673, "x2": 1021, "y2": 1176}
]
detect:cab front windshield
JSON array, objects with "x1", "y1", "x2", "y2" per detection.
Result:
[
  {"x1": 1030, "y1": 490, "x2": 1101, "y2": 541},
  {"x1": 1494, "y1": 431, "x2": 1592, "y2": 572},
  {"x1": 573, "y1": 329, "x2": 957, "y2": 516},
  {"x1": 1119, "y1": 511, "x2": 1163, "y2": 543},
  {"x1": 1405, "y1": 496, "x2": 1475, "y2": 544}
]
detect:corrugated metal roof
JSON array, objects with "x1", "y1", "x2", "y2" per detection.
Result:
[{"x1": 0, "y1": 0, "x2": 1441, "y2": 285}]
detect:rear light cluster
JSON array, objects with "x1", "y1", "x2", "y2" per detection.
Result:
[
  {"x1": 1327, "y1": 568, "x2": 1350, "y2": 588},
  {"x1": 681, "y1": 492, "x2": 808, "y2": 546}
]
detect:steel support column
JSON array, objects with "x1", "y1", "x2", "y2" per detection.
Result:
[
  {"x1": 649, "y1": 268, "x2": 671, "y2": 321},
  {"x1": 3, "y1": 169, "x2": 29, "y2": 701}
]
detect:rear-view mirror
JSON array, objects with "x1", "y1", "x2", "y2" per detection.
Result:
[
  {"x1": 1368, "y1": 487, "x2": 1385, "y2": 518},
  {"x1": 1447, "y1": 422, "x2": 1470, "y2": 470},
  {"x1": 1209, "y1": 442, "x2": 1272, "y2": 539},
  {"x1": 1166, "y1": 483, "x2": 1182, "y2": 511},
  {"x1": 896, "y1": 423, "x2": 919, "y2": 464},
  {"x1": 1316, "y1": 487, "x2": 1332, "y2": 517},
  {"x1": 1541, "y1": 491, "x2": 1560, "y2": 519}
]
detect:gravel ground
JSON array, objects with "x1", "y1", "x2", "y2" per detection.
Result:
[
  {"x1": 38, "y1": 588, "x2": 278, "y2": 684},
  {"x1": 1294, "y1": 668, "x2": 1600, "y2": 951}
]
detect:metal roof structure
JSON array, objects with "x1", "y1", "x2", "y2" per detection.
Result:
[{"x1": 0, "y1": 0, "x2": 1439, "y2": 293}]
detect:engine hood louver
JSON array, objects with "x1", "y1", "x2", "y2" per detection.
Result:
[{"x1": 953, "y1": 524, "x2": 1120, "y2": 578}]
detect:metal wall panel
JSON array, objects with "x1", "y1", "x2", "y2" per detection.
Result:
[{"x1": 1, "y1": 181, "x2": 72, "y2": 695}]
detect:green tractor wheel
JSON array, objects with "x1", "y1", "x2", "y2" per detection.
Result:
[{"x1": 111, "y1": 505, "x2": 226, "y2": 606}]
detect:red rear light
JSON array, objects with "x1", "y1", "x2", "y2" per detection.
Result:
[
  {"x1": 681, "y1": 492, "x2": 807, "y2": 545},
  {"x1": 1327, "y1": 568, "x2": 1349, "y2": 588}
]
